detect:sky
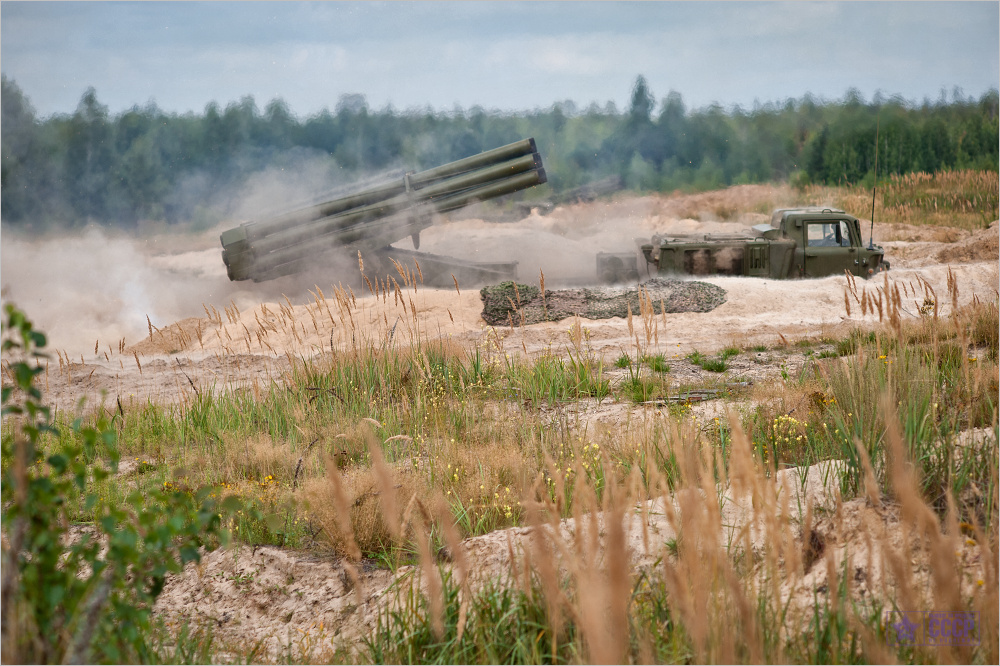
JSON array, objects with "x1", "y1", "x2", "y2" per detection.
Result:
[{"x1": 1, "y1": 1, "x2": 998, "y2": 120}]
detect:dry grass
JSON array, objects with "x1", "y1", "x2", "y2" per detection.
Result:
[
  {"x1": 651, "y1": 171, "x2": 997, "y2": 230},
  {"x1": 10, "y1": 196, "x2": 999, "y2": 662},
  {"x1": 366, "y1": 401, "x2": 997, "y2": 664},
  {"x1": 813, "y1": 170, "x2": 999, "y2": 231}
]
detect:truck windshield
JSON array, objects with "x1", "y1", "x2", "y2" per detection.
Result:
[{"x1": 806, "y1": 221, "x2": 852, "y2": 247}]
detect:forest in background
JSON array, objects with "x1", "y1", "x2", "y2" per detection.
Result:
[{"x1": 2, "y1": 74, "x2": 997, "y2": 231}]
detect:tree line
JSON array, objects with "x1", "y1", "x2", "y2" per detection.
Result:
[{"x1": 2, "y1": 74, "x2": 997, "y2": 230}]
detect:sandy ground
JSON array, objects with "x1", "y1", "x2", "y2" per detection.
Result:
[
  {"x1": 4, "y1": 188, "x2": 995, "y2": 415},
  {"x1": 3, "y1": 186, "x2": 998, "y2": 658}
]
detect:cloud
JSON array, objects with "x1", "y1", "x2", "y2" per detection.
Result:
[{"x1": 2, "y1": 1, "x2": 997, "y2": 118}]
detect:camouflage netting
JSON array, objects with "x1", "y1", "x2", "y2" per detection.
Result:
[{"x1": 480, "y1": 277, "x2": 727, "y2": 326}]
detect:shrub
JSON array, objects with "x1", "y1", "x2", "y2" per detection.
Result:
[{"x1": 1, "y1": 304, "x2": 230, "y2": 663}]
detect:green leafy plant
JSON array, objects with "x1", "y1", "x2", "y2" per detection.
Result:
[
  {"x1": 642, "y1": 353, "x2": 670, "y2": 373},
  {"x1": 365, "y1": 568, "x2": 582, "y2": 664},
  {"x1": 687, "y1": 350, "x2": 728, "y2": 373},
  {"x1": 1, "y1": 304, "x2": 230, "y2": 663}
]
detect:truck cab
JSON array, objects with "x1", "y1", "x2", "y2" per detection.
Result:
[{"x1": 771, "y1": 208, "x2": 889, "y2": 278}]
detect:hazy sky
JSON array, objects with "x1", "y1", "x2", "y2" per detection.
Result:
[{"x1": 2, "y1": 1, "x2": 998, "y2": 119}]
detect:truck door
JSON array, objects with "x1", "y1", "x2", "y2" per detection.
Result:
[{"x1": 803, "y1": 220, "x2": 857, "y2": 277}]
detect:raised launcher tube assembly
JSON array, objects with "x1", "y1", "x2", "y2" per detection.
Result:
[{"x1": 220, "y1": 138, "x2": 547, "y2": 285}]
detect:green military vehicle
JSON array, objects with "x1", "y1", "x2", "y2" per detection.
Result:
[
  {"x1": 220, "y1": 138, "x2": 889, "y2": 286},
  {"x1": 598, "y1": 207, "x2": 889, "y2": 282}
]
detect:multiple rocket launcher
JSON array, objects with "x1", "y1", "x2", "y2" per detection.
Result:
[
  {"x1": 220, "y1": 136, "x2": 892, "y2": 290},
  {"x1": 220, "y1": 138, "x2": 546, "y2": 283}
]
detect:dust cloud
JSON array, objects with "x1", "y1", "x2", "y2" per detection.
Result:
[
  {"x1": 232, "y1": 157, "x2": 408, "y2": 223},
  {"x1": 413, "y1": 195, "x2": 754, "y2": 285},
  {"x1": 0, "y1": 153, "x2": 410, "y2": 356},
  {"x1": 0, "y1": 226, "x2": 321, "y2": 356}
]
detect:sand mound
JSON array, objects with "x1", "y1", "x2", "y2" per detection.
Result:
[
  {"x1": 153, "y1": 545, "x2": 396, "y2": 660},
  {"x1": 875, "y1": 222, "x2": 970, "y2": 243},
  {"x1": 936, "y1": 221, "x2": 999, "y2": 264}
]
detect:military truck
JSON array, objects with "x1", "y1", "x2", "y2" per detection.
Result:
[
  {"x1": 597, "y1": 207, "x2": 889, "y2": 282},
  {"x1": 220, "y1": 139, "x2": 889, "y2": 286}
]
